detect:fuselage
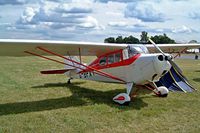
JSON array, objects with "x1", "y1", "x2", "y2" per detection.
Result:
[{"x1": 66, "y1": 44, "x2": 171, "y2": 85}]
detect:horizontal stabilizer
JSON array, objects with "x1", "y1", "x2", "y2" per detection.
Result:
[{"x1": 40, "y1": 69, "x2": 74, "y2": 74}]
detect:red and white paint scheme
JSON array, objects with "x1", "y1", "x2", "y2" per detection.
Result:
[{"x1": 0, "y1": 39, "x2": 199, "y2": 105}]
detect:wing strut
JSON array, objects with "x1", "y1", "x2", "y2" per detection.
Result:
[
  {"x1": 36, "y1": 46, "x2": 126, "y2": 83},
  {"x1": 174, "y1": 47, "x2": 188, "y2": 58},
  {"x1": 25, "y1": 48, "x2": 126, "y2": 83},
  {"x1": 79, "y1": 47, "x2": 82, "y2": 64},
  {"x1": 24, "y1": 51, "x2": 86, "y2": 71}
]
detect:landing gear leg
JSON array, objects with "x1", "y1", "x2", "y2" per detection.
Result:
[{"x1": 113, "y1": 83, "x2": 134, "y2": 105}]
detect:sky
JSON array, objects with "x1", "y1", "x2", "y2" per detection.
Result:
[{"x1": 0, "y1": 0, "x2": 200, "y2": 43}]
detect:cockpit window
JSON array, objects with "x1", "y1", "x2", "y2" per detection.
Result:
[
  {"x1": 99, "y1": 57, "x2": 107, "y2": 66},
  {"x1": 108, "y1": 55, "x2": 114, "y2": 64},
  {"x1": 108, "y1": 53, "x2": 122, "y2": 64},
  {"x1": 128, "y1": 47, "x2": 140, "y2": 57},
  {"x1": 127, "y1": 45, "x2": 149, "y2": 57},
  {"x1": 115, "y1": 53, "x2": 121, "y2": 62}
]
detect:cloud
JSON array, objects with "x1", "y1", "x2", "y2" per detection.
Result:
[
  {"x1": 124, "y1": 2, "x2": 167, "y2": 22},
  {"x1": 111, "y1": 25, "x2": 169, "y2": 34},
  {"x1": 129, "y1": 25, "x2": 198, "y2": 34},
  {"x1": 105, "y1": 12, "x2": 123, "y2": 17},
  {"x1": 172, "y1": 0, "x2": 189, "y2": 1},
  {"x1": 108, "y1": 21, "x2": 129, "y2": 27},
  {"x1": 95, "y1": 0, "x2": 133, "y2": 3},
  {"x1": 55, "y1": 3, "x2": 92, "y2": 14},
  {"x1": 2, "y1": 0, "x2": 105, "y2": 42},
  {"x1": 0, "y1": 0, "x2": 27, "y2": 5},
  {"x1": 14, "y1": 1, "x2": 103, "y2": 31},
  {"x1": 107, "y1": 21, "x2": 176, "y2": 34},
  {"x1": 1, "y1": 0, "x2": 200, "y2": 42},
  {"x1": 95, "y1": 0, "x2": 163, "y2": 3},
  {"x1": 189, "y1": 11, "x2": 200, "y2": 20},
  {"x1": 172, "y1": 25, "x2": 197, "y2": 33}
]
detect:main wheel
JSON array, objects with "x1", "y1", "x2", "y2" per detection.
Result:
[{"x1": 113, "y1": 93, "x2": 131, "y2": 105}]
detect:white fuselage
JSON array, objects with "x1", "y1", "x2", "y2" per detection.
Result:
[{"x1": 67, "y1": 53, "x2": 171, "y2": 85}]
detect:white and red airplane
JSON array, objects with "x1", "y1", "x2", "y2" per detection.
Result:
[{"x1": 0, "y1": 39, "x2": 199, "y2": 105}]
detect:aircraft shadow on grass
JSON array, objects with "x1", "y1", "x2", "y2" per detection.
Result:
[
  {"x1": 193, "y1": 78, "x2": 200, "y2": 82},
  {"x1": 195, "y1": 70, "x2": 200, "y2": 73},
  {"x1": 193, "y1": 70, "x2": 200, "y2": 82},
  {"x1": 0, "y1": 82, "x2": 148, "y2": 116}
]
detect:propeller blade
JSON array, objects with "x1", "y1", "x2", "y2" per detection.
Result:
[
  {"x1": 148, "y1": 37, "x2": 183, "y2": 74},
  {"x1": 169, "y1": 60, "x2": 183, "y2": 74},
  {"x1": 148, "y1": 38, "x2": 166, "y2": 56}
]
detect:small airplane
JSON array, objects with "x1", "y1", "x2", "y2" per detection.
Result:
[{"x1": 0, "y1": 39, "x2": 200, "y2": 105}]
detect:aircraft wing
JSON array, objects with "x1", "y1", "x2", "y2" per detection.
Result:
[
  {"x1": 0, "y1": 39, "x2": 127, "y2": 56},
  {"x1": 146, "y1": 43, "x2": 200, "y2": 53}
]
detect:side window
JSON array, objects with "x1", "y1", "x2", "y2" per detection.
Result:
[
  {"x1": 99, "y1": 57, "x2": 107, "y2": 66},
  {"x1": 122, "y1": 49, "x2": 129, "y2": 60},
  {"x1": 115, "y1": 53, "x2": 121, "y2": 62},
  {"x1": 108, "y1": 53, "x2": 121, "y2": 64},
  {"x1": 108, "y1": 55, "x2": 114, "y2": 64}
]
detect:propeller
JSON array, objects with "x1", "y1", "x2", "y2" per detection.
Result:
[{"x1": 148, "y1": 38, "x2": 183, "y2": 74}]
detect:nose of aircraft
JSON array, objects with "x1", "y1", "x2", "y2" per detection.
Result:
[{"x1": 153, "y1": 54, "x2": 171, "y2": 79}]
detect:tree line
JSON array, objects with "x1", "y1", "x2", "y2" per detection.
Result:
[{"x1": 104, "y1": 31, "x2": 176, "y2": 44}]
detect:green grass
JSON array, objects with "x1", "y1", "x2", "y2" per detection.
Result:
[{"x1": 0, "y1": 56, "x2": 200, "y2": 133}]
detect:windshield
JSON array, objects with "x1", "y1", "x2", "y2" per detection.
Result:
[{"x1": 127, "y1": 45, "x2": 149, "y2": 57}]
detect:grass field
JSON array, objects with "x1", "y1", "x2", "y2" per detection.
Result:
[{"x1": 0, "y1": 56, "x2": 200, "y2": 133}]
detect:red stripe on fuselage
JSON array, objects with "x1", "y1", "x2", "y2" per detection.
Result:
[
  {"x1": 87, "y1": 54, "x2": 141, "y2": 71},
  {"x1": 105, "y1": 54, "x2": 141, "y2": 69}
]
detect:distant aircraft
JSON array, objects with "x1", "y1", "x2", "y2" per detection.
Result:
[{"x1": 0, "y1": 39, "x2": 200, "y2": 105}]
